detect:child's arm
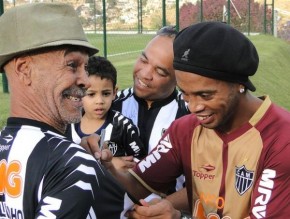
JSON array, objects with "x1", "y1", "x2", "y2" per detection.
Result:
[{"x1": 110, "y1": 112, "x2": 146, "y2": 159}]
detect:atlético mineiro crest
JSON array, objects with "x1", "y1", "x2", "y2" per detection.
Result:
[
  {"x1": 108, "y1": 142, "x2": 117, "y2": 156},
  {"x1": 235, "y1": 165, "x2": 254, "y2": 195}
]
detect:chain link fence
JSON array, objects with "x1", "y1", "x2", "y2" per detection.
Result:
[
  {"x1": 1, "y1": 0, "x2": 290, "y2": 93},
  {"x1": 2, "y1": 0, "x2": 283, "y2": 57}
]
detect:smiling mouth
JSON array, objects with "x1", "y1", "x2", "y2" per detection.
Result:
[
  {"x1": 63, "y1": 94, "x2": 82, "y2": 102},
  {"x1": 197, "y1": 114, "x2": 212, "y2": 121},
  {"x1": 138, "y1": 79, "x2": 149, "y2": 88},
  {"x1": 63, "y1": 87, "x2": 86, "y2": 102}
]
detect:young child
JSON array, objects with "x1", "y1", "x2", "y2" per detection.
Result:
[{"x1": 67, "y1": 56, "x2": 145, "y2": 160}]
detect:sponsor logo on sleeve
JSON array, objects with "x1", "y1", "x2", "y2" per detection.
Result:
[
  {"x1": 40, "y1": 196, "x2": 62, "y2": 218},
  {"x1": 252, "y1": 169, "x2": 276, "y2": 219},
  {"x1": 138, "y1": 134, "x2": 172, "y2": 173}
]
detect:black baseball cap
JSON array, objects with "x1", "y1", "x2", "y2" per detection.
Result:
[{"x1": 173, "y1": 22, "x2": 259, "y2": 91}]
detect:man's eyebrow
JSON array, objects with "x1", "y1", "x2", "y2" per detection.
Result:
[
  {"x1": 141, "y1": 51, "x2": 148, "y2": 60},
  {"x1": 156, "y1": 66, "x2": 170, "y2": 76},
  {"x1": 141, "y1": 51, "x2": 170, "y2": 75},
  {"x1": 102, "y1": 89, "x2": 113, "y2": 92}
]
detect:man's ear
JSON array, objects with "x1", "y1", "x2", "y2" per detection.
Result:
[
  {"x1": 113, "y1": 85, "x2": 119, "y2": 97},
  {"x1": 14, "y1": 56, "x2": 32, "y2": 86}
]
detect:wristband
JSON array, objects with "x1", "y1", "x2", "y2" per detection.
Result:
[{"x1": 180, "y1": 210, "x2": 192, "y2": 219}]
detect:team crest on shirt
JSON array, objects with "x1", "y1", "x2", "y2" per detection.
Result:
[
  {"x1": 235, "y1": 165, "x2": 254, "y2": 195},
  {"x1": 108, "y1": 142, "x2": 117, "y2": 156}
]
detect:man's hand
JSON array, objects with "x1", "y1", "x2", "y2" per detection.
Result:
[
  {"x1": 80, "y1": 133, "x2": 113, "y2": 169},
  {"x1": 126, "y1": 198, "x2": 181, "y2": 219},
  {"x1": 112, "y1": 156, "x2": 136, "y2": 171},
  {"x1": 80, "y1": 134, "x2": 100, "y2": 155}
]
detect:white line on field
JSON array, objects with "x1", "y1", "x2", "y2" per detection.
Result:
[{"x1": 107, "y1": 50, "x2": 142, "y2": 57}]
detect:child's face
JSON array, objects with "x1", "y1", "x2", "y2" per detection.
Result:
[{"x1": 82, "y1": 75, "x2": 117, "y2": 120}]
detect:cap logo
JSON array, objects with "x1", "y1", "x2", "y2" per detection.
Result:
[{"x1": 181, "y1": 49, "x2": 190, "y2": 62}]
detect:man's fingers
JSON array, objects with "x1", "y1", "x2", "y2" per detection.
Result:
[
  {"x1": 111, "y1": 156, "x2": 136, "y2": 170},
  {"x1": 80, "y1": 136, "x2": 93, "y2": 154},
  {"x1": 94, "y1": 149, "x2": 113, "y2": 161},
  {"x1": 93, "y1": 149, "x2": 114, "y2": 169},
  {"x1": 86, "y1": 133, "x2": 101, "y2": 153},
  {"x1": 80, "y1": 133, "x2": 101, "y2": 155},
  {"x1": 124, "y1": 160, "x2": 136, "y2": 169},
  {"x1": 147, "y1": 198, "x2": 162, "y2": 205},
  {"x1": 101, "y1": 149, "x2": 113, "y2": 161},
  {"x1": 94, "y1": 151, "x2": 101, "y2": 160},
  {"x1": 139, "y1": 199, "x2": 150, "y2": 207},
  {"x1": 121, "y1": 155, "x2": 134, "y2": 161}
]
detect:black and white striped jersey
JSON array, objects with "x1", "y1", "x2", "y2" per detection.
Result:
[
  {"x1": 112, "y1": 88, "x2": 190, "y2": 154},
  {"x1": 0, "y1": 117, "x2": 133, "y2": 219},
  {"x1": 67, "y1": 110, "x2": 146, "y2": 159}
]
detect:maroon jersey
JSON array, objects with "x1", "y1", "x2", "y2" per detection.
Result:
[{"x1": 130, "y1": 96, "x2": 290, "y2": 218}]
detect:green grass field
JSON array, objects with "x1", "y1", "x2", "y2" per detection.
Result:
[
  {"x1": 1, "y1": 34, "x2": 290, "y2": 129},
  {"x1": 248, "y1": 35, "x2": 290, "y2": 110}
]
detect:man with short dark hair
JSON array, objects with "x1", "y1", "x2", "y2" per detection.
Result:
[
  {"x1": 113, "y1": 26, "x2": 189, "y2": 156},
  {"x1": 112, "y1": 26, "x2": 190, "y2": 193}
]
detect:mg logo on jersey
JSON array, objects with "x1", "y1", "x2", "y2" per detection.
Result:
[
  {"x1": 235, "y1": 165, "x2": 254, "y2": 195},
  {"x1": 0, "y1": 160, "x2": 22, "y2": 197}
]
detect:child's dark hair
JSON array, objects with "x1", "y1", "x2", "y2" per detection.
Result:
[{"x1": 87, "y1": 56, "x2": 117, "y2": 88}]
